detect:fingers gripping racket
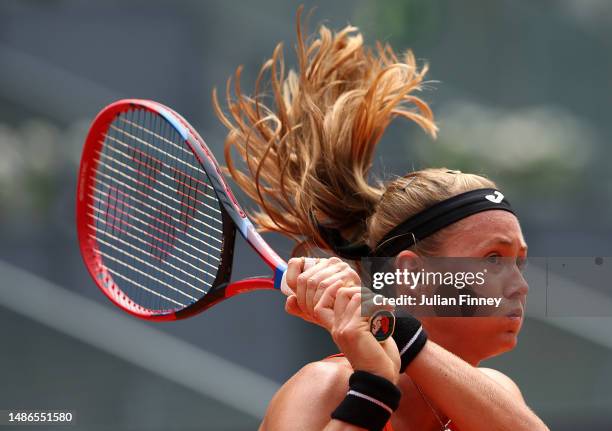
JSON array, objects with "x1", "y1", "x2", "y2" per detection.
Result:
[{"x1": 76, "y1": 99, "x2": 393, "y2": 338}]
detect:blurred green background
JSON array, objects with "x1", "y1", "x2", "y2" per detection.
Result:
[{"x1": 1, "y1": 0, "x2": 611, "y2": 429}]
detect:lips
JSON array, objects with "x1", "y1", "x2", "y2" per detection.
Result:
[{"x1": 505, "y1": 308, "x2": 523, "y2": 319}]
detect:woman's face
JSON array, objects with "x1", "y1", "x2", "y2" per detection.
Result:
[{"x1": 419, "y1": 210, "x2": 529, "y2": 362}]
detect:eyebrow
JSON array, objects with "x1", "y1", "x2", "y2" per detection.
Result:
[{"x1": 481, "y1": 236, "x2": 528, "y2": 252}]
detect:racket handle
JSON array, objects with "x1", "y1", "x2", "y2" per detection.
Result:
[{"x1": 280, "y1": 258, "x2": 395, "y2": 341}]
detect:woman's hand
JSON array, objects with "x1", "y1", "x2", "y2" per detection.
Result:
[
  {"x1": 284, "y1": 257, "x2": 400, "y2": 383},
  {"x1": 331, "y1": 286, "x2": 400, "y2": 383},
  {"x1": 284, "y1": 257, "x2": 361, "y2": 329}
]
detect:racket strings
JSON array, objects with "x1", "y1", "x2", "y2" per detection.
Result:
[
  {"x1": 95, "y1": 151, "x2": 223, "y2": 232},
  {"x1": 89, "y1": 182, "x2": 222, "y2": 258},
  {"x1": 103, "y1": 129, "x2": 220, "y2": 206},
  {"x1": 92, "y1": 173, "x2": 222, "y2": 245},
  {"x1": 88, "y1": 208, "x2": 215, "y2": 285},
  {"x1": 106, "y1": 267, "x2": 186, "y2": 307},
  {"x1": 87, "y1": 202, "x2": 218, "y2": 274},
  {"x1": 90, "y1": 108, "x2": 225, "y2": 312},
  {"x1": 91, "y1": 233, "x2": 201, "y2": 300}
]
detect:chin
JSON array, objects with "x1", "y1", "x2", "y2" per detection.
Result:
[
  {"x1": 425, "y1": 316, "x2": 523, "y2": 361},
  {"x1": 498, "y1": 330, "x2": 519, "y2": 350},
  {"x1": 471, "y1": 317, "x2": 522, "y2": 360},
  {"x1": 480, "y1": 327, "x2": 520, "y2": 360}
]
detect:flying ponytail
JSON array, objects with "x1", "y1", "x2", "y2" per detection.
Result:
[{"x1": 213, "y1": 8, "x2": 438, "y2": 256}]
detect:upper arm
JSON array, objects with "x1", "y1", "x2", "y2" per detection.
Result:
[
  {"x1": 260, "y1": 361, "x2": 352, "y2": 431},
  {"x1": 479, "y1": 367, "x2": 525, "y2": 402}
]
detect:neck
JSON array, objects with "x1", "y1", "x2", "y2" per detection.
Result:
[{"x1": 421, "y1": 320, "x2": 484, "y2": 366}]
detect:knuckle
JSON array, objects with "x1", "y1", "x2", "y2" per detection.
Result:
[
  {"x1": 334, "y1": 262, "x2": 348, "y2": 273},
  {"x1": 345, "y1": 270, "x2": 360, "y2": 282},
  {"x1": 337, "y1": 327, "x2": 357, "y2": 342},
  {"x1": 339, "y1": 267, "x2": 356, "y2": 278},
  {"x1": 328, "y1": 257, "x2": 342, "y2": 265},
  {"x1": 306, "y1": 277, "x2": 317, "y2": 289},
  {"x1": 284, "y1": 300, "x2": 297, "y2": 315},
  {"x1": 337, "y1": 287, "x2": 351, "y2": 298},
  {"x1": 296, "y1": 274, "x2": 307, "y2": 285}
]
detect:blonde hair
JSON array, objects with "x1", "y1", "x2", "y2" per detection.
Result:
[{"x1": 213, "y1": 8, "x2": 496, "y2": 257}]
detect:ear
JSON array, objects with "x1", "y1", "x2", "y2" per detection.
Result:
[
  {"x1": 393, "y1": 250, "x2": 423, "y2": 293},
  {"x1": 395, "y1": 250, "x2": 422, "y2": 272}
]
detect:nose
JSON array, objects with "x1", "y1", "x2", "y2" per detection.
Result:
[{"x1": 503, "y1": 268, "x2": 529, "y2": 301}]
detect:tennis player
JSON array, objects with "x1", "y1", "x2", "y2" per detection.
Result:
[{"x1": 215, "y1": 10, "x2": 549, "y2": 431}]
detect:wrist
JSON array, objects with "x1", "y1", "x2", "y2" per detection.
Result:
[
  {"x1": 358, "y1": 366, "x2": 399, "y2": 385},
  {"x1": 332, "y1": 370, "x2": 402, "y2": 431},
  {"x1": 392, "y1": 316, "x2": 428, "y2": 373},
  {"x1": 345, "y1": 356, "x2": 399, "y2": 385},
  {"x1": 370, "y1": 364, "x2": 400, "y2": 385}
]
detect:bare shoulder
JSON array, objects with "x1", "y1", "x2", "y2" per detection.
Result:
[
  {"x1": 479, "y1": 367, "x2": 524, "y2": 401},
  {"x1": 284, "y1": 357, "x2": 353, "y2": 399},
  {"x1": 260, "y1": 358, "x2": 353, "y2": 431}
]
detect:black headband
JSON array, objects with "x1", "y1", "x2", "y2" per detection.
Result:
[{"x1": 318, "y1": 188, "x2": 515, "y2": 259}]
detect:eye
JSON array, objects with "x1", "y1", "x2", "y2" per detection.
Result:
[
  {"x1": 516, "y1": 256, "x2": 528, "y2": 271},
  {"x1": 486, "y1": 253, "x2": 502, "y2": 265}
]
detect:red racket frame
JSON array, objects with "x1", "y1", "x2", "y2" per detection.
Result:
[{"x1": 76, "y1": 99, "x2": 288, "y2": 321}]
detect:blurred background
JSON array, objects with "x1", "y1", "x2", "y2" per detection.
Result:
[{"x1": 1, "y1": 0, "x2": 612, "y2": 429}]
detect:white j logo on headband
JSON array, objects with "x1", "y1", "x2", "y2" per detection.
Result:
[{"x1": 485, "y1": 191, "x2": 504, "y2": 203}]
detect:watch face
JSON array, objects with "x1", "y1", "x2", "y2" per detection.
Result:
[{"x1": 369, "y1": 310, "x2": 395, "y2": 341}]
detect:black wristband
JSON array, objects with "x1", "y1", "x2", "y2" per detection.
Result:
[
  {"x1": 392, "y1": 316, "x2": 428, "y2": 373},
  {"x1": 331, "y1": 370, "x2": 401, "y2": 431}
]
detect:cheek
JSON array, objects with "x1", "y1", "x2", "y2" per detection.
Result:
[
  {"x1": 478, "y1": 269, "x2": 511, "y2": 295},
  {"x1": 425, "y1": 317, "x2": 523, "y2": 345},
  {"x1": 442, "y1": 317, "x2": 495, "y2": 336}
]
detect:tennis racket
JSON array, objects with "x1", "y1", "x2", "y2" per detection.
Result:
[{"x1": 76, "y1": 99, "x2": 394, "y2": 338}]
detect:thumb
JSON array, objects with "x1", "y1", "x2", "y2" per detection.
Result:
[
  {"x1": 285, "y1": 295, "x2": 305, "y2": 318},
  {"x1": 285, "y1": 294, "x2": 322, "y2": 326}
]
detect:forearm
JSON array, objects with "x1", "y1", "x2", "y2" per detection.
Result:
[
  {"x1": 323, "y1": 420, "x2": 367, "y2": 431},
  {"x1": 407, "y1": 341, "x2": 548, "y2": 431}
]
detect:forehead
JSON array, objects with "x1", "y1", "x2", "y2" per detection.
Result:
[{"x1": 437, "y1": 210, "x2": 526, "y2": 256}]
